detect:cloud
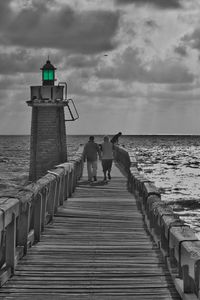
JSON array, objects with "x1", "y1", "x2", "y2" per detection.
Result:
[
  {"x1": 144, "y1": 20, "x2": 159, "y2": 29},
  {"x1": 182, "y1": 28, "x2": 200, "y2": 51},
  {"x1": 0, "y1": 48, "x2": 67, "y2": 77},
  {"x1": 0, "y1": 49, "x2": 39, "y2": 74},
  {"x1": 0, "y1": 90, "x2": 10, "y2": 107},
  {"x1": 174, "y1": 44, "x2": 188, "y2": 56},
  {"x1": 0, "y1": 1, "x2": 120, "y2": 54},
  {"x1": 96, "y1": 47, "x2": 194, "y2": 84},
  {"x1": 148, "y1": 59, "x2": 194, "y2": 83},
  {"x1": 115, "y1": 0, "x2": 182, "y2": 9},
  {"x1": 0, "y1": 1, "x2": 12, "y2": 27},
  {"x1": 65, "y1": 54, "x2": 100, "y2": 69},
  {"x1": 168, "y1": 82, "x2": 198, "y2": 92}
]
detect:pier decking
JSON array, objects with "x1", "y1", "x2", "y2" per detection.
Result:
[{"x1": 0, "y1": 162, "x2": 181, "y2": 299}]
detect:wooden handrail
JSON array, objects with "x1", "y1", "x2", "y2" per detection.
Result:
[
  {"x1": 115, "y1": 145, "x2": 200, "y2": 300},
  {"x1": 0, "y1": 147, "x2": 84, "y2": 286}
]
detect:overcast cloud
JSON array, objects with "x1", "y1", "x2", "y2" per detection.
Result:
[
  {"x1": 0, "y1": 0, "x2": 200, "y2": 134},
  {"x1": 1, "y1": 2, "x2": 120, "y2": 54},
  {"x1": 115, "y1": 0, "x2": 182, "y2": 9}
]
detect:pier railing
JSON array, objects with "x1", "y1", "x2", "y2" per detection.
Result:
[
  {"x1": 0, "y1": 146, "x2": 84, "y2": 286},
  {"x1": 115, "y1": 145, "x2": 200, "y2": 300}
]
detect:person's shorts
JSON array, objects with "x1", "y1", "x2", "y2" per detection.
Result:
[{"x1": 102, "y1": 159, "x2": 113, "y2": 172}]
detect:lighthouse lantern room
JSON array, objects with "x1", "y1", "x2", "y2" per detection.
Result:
[{"x1": 41, "y1": 60, "x2": 56, "y2": 86}]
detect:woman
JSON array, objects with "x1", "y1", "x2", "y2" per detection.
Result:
[{"x1": 100, "y1": 136, "x2": 114, "y2": 181}]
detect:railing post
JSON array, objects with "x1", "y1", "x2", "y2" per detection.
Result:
[
  {"x1": 66, "y1": 171, "x2": 70, "y2": 198},
  {"x1": 195, "y1": 260, "x2": 200, "y2": 297},
  {"x1": 34, "y1": 193, "x2": 42, "y2": 243},
  {"x1": 46, "y1": 180, "x2": 57, "y2": 222},
  {"x1": 17, "y1": 202, "x2": 31, "y2": 255},
  {"x1": 68, "y1": 169, "x2": 73, "y2": 197},
  {"x1": 182, "y1": 265, "x2": 191, "y2": 293},
  {"x1": 47, "y1": 171, "x2": 61, "y2": 212},
  {"x1": 59, "y1": 175, "x2": 65, "y2": 205},
  {"x1": 6, "y1": 213, "x2": 16, "y2": 274},
  {"x1": 41, "y1": 186, "x2": 48, "y2": 231}
]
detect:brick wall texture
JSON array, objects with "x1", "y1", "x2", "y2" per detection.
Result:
[{"x1": 29, "y1": 106, "x2": 67, "y2": 181}]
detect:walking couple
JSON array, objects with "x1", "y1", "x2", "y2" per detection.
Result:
[{"x1": 83, "y1": 135, "x2": 114, "y2": 183}]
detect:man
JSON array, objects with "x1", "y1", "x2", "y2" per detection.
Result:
[
  {"x1": 110, "y1": 132, "x2": 122, "y2": 144},
  {"x1": 83, "y1": 136, "x2": 101, "y2": 182},
  {"x1": 100, "y1": 136, "x2": 114, "y2": 181}
]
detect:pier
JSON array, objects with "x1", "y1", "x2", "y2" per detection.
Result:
[{"x1": 0, "y1": 146, "x2": 199, "y2": 299}]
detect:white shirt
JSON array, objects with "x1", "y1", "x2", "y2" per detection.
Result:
[{"x1": 101, "y1": 142, "x2": 114, "y2": 159}]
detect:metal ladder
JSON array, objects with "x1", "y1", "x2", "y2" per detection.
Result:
[{"x1": 58, "y1": 82, "x2": 79, "y2": 121}]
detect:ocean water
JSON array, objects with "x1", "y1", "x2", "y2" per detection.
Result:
[{"x1": 1, "y1": 135, "x2": 200, "y2": 233}]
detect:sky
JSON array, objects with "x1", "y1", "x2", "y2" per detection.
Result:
[{"x1": 1, "y1": 0, "x2": 200, "y2": 135}]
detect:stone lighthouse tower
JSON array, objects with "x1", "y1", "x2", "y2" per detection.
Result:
[{"x1": 27, "y1": 60, "x2": 68, "y2": 181}]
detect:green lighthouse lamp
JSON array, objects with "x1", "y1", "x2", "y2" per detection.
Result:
[{"x1": 41, "y1": 59, "x2": 56, "y2": 86}]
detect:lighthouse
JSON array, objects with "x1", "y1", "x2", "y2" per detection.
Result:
[{"x1": 27, "y1": 60, "x2": 68, "y2": 181}]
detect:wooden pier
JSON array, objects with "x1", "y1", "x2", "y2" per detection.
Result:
[{"x1": 0, "y1": 162, "x2": 181, "y2": 299}]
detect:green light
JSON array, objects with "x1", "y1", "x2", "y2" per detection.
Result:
[
  {"x1": 48, "y1": 70, "x2": 54, "y2": 80},
  {"x1": 43, "y1": 70, "x2": 54, "y2": 80}
]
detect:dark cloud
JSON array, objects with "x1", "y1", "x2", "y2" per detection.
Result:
[
  {"x1": 0, "y1": 49, "x2": 38, "y2": 74},
  {"x1": 96, "y1": 47, "x2": 194, "y2": 84},
  {"x1": 115, "y1": 0, "x2": 182, "y2": 9},
  {"x1": 65, "y1": 54, "x2": 99, "y2": 69},
  {"x1": 182, "y1": 28, "x2": 200, "y2": 51},
  {"x1": 0, "y1": 1, "x2": 12, "y2": 27},
  {"x1": 0, "y1": 2, "x2": 120, "y2": 54},
  {"x1": 174, "y1": 44, "x2": 188, "y2": 56},
  {"x1": 0, "y1": 49, "x2": 65, "y2": 75},
  {"x1": 144, "y1": 20, "x2": 159, "y2": 29}
]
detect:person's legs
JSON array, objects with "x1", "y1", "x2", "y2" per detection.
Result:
[
  {"x1": 87, "y1": 161, "x2": 93, "y2": 181},
  {"x1": 107, "y1": 159, "x2": 113, "y2": 180},
  {"x1": 102, "y1": 160, "x2": 107, "y2": 181},
  {"x1": 92, "y1": 160, "x2": 98, "y2": 181}
]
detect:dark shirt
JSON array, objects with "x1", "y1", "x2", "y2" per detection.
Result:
[
  {"x1": 83, "y1": 141, "x2": 101, "y2": 162},
  {"x1": 111, "y1": 134, "x2": 121, "y2": 144}
]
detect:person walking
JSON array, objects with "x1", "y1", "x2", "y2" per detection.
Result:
[
  {"x1": 100, "y1": 136, "x2": 114, "y2": 181},
  {"x1": 83, "y1": 136, "x2": 101, "y2": 182}
]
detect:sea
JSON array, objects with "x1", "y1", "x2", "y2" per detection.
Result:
[{"x1": 1, "y1": 134, "x2": 200, "y2": 236}]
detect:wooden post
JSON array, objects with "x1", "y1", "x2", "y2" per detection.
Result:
[
  {"x1": 56, "y1": 166, "x2": 68, "y2": 201},
  {"x1": 17, "y1": 202, "x2": 31, "y2": 255},
  {"x1": 72, "y1": 167, "x2": 76, "y2": 193},
  {"x1": 182, "y1": 265, "x2": 192, "y2": 293},
  {"x1": 47, "y1": 171, "x2": 61, "y2": 212},
  {"x1": 195, "y1": 260, "x2": 200, "y2": 297},
  {"x1": 6, "y1": 213, "x2": 16, "y2": 274},
  {"x1": 47, "y1": 180, "x2": 57, "y2": 221},
  {"x1": 34, "y1": 193, "x2": 42, "y2": 243},
  {"x1": 68, "y1": 170, "x2": 73, "y2": 197},
  {"x1": 65, "y1": 172, "x2": 69, "y2": 199},
  {"x1": 54, "y1": 178, "x2": 60, "y2": 212},
  {"x1": 41, "y1": 187, "x2": 48, "y2": 231},
  {"x1": 59, "y1": 175, "x2": 65, "y2": 206}
]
